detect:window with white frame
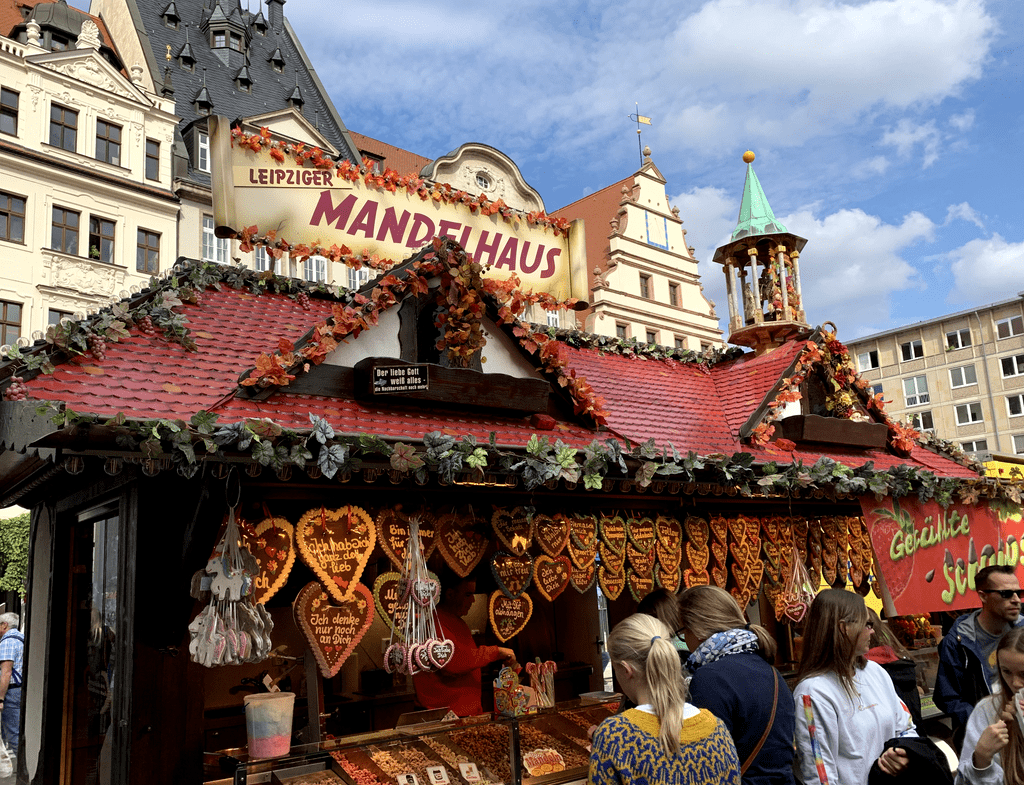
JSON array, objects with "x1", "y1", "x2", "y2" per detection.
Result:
[
  {"x1": 955, "y1": 402, "x2": 983, "y2": 425},
  {"x1": 857, "y1": 350, "x2": 879, "y2": 370},
  {"x1": 946, "y1": 328, "x2": 971, "y2": 350},
  {"x1": 997, "y1": 315, "x2": 1024, "y2": 340},
  {"x1": 1002, "y1": 354, "x2": 1024, "y2": 378},
  {"x1": 1014, "y1": 434, "x2": 1024, "y2": 455},
  {"x1": 303, "y1": 255, "x2": 327, "y2": 283},
  {"x1": 903, "y1": 375, "x2": 929, "y2": 406},
  {"x1": 869, "y1": 384, "x2": 884, "y2": 397},
  {"x1": 202, "y1": 215, "x2": 228, "y2": 264},
  {"x1": 962, "y1": 439, "x2": 988, "y2": 453},
  {"x1": 900, "y1": 339, "x2": 924, "y2": 361},
  {"x1": 546, "y1": 309, "x2": 560, "y2": 328},
  {"x1": 949, "y1": 364, "x2": 977, "y2": 388},
  {"x1": 910, "y1": 411, "x2": 934, "y2": 431},
  {"x1": 347, "y1": 266, "x2": 370, "y2": 291},
  {"x1": 197, "y1": 131, "x2": 210, "y2": 173},
  {"x1": 253, "y1": 246, "x2": 270, "y2": 272},
  {"x1": 1009, "y1": 394, "x2": 1024, "y2": 418}
]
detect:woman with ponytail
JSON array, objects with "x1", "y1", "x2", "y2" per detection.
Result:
[
  {"x1": 679, "y1": 585, "x2": 795, "y2": 784},
  {"x1": 958, "y1": 625, "x2": 1024, "y2": 784},
  {"x1": 589, "y1": 613, "x2": 740, "y2": 785}
]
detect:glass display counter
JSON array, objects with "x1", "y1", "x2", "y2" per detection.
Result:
[{"x1": 206, "y1": 699, "x2": 618, "y2": 785}]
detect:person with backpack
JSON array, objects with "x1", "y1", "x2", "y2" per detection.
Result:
[{"x1": 0, "y1": 612, "x2": 24, "y2": 760}]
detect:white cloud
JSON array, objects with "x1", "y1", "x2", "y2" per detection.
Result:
[
  {"x1": 946, "y1": 234, "x2": 1024, "y2": 305},
  {"x1": 949, "y1": 110, "x2": 976, "y2": 131},
  {"x1": 944, "y1": 202, "x2": 985, "y2": 229},
  {"x1": 851, "y1": 156, "x2": 891, "y2": 179},
  {"x1": 881, "y1": 119, "x2": 941, "y2": 167}
]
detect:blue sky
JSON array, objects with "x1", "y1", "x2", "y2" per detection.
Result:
[{"x1": 79, "y1": 0, "x2": 1024, "y2": 341}]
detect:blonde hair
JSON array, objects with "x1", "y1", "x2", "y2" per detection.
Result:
[
  {"x1": 607, "y1": 613, "x2": 687, "y2": 756},
  {"x1": 995, "y1": 627, "x2": 1024, "y2": 785},
  {"x1": 796, "y1": 589, "x2": 868, "y2": 698},
  {"x1": 637, "y1": 587, "x2": 681, "y2": 633},
  {"x1": 866, "y1": 608, "x2": 910, "y2": 659},
  {"x1": 678, "y1": 585, "x2": 777, "y2": 661}
]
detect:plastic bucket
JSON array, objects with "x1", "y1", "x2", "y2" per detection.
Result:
[{"x1": 243, "y1": 692, "x2": 295, "y2": 759}]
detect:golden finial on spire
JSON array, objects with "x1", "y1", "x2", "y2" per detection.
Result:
[{"x1": 743, "y1": 150, "x2": 755, "y2": 164}]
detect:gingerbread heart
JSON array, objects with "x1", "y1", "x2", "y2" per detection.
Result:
[
  {"x1": 763, "y1": 541, "x2": 781, "y2": 570},
  {"x1": 746, "y1": 559, "x2": 765, "y2": 597},
  {"x1": 711, "y1": 565, "x2": 727, "y2": 588},
  {"x1": 489, "y1": 591, "x2": 533, "y2": 642},
  {"x1": 628, "y1": 569, "x2": 654, "y2": 602},
  {"x1": 240, "y1": 517, "x2": 296, "y2": 605},
  {"x1": 384, "y1": 642, "x2": 407, "y2": 674},
  {"x1": 534, "y1": 555, "x2": 572, "y2": 602},
  {"x1": 763, "y1": 516, "x2": 781, "y2": 543},
  {"x1": 599, "y1": 514, "x2": 627, "y2": 555},
  {"x1": 534, "y1": 513, "x2": 570, "y2": 558},
  {"x1": 436, "y1": 511, "x2": 489, "y2": 578},
  {"x1": 657, "y1": 515, "x2": 684, "y2": 551},
  {"x1": 657, "y1": 562, "x2": 681, "y2": 593},
  {"x1": 569, "y1": 514, "x2": 598, "y2": 548},
  {"x1": 728, "y1": 517, "x2": 748, "y2": 544},
  {"x1": 784, "y1": 600, "x2": 808, "y2": 623},
  {"x1": 568, "y1": 540, "x2": 597, "y2": 569},
  {"x1": 427, "y1": 638, "x2": 455, "y2": 669},
  {"x1": 492, "y1": 507, "x2": 534, "y2": 556},
  {"x1": 599, "y1": 565, "x2": 626, "y2": 601},
  {"x1": 570, "y1": 560, "x2": 597, "y2": 593},
  {"x1": 293, "y1": 581, "x2": 374, "y2": 678},
  {"x1": 599, "y1": 542, "x2": 625, "y2": 574},
  {"x1": 627, "y1": 517, "x2": 656, "y2": 553},
  {"x1": 682, "y1": 568, "x2": 710, "y2": 589},
  {"x1": 373, "y1": 571, "x2": 410, "y2": 636},
  {"x1": 491, "y1": 551, "x2": 533, "y2": 598},
  {"x1": 376, "y1": 508, "x2": 437, "y2": 568},
  {"x1": 411, "y1": 577, "x2": 440, "y2": 606},
  {"x1": 627, "y1": 542, "x2": 655, "y2": 576},
  {"x1": 683, "y1": 515, "x2": 708, "y2": 549},
  {"x1": 685, "y1": 542, "x2": 709, "y2": 572},
  {"x1": 657, "y1": 541, "x2": 683, "y2": 570},
  {"x1": 296, "y1": 506, "x2": 375, "y2": 603}
]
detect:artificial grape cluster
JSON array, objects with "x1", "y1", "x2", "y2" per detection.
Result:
[
  {"x1": 137, "y1": 316, "x2": 157, "y2": 337},
  {"x1": 296, "y1": 292, "x2": 312, "y2": 310},
  {"x1": 3, "y1": 376, "x2": 27, "y2": 401},
  {"x1": 87, "y1": 334, "x2": 107, "y2": 361}
]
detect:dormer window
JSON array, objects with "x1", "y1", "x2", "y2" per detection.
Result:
[
  {"x1": 269, "y1": 47, "x2": 284, "y2": 72},
  {"x1": 212, "y1": 30, "x2": 226, "y2": 47},
  {"x1": 235, "y1": 67, "x2": 252, "y2": 93},
  {"x1": 178, "y1": 42, "x2": 196, "y2": 72},
  {"x1": 252, "y1": 13, "x2": 267, "y2": 35},
  {"x1": 194, "y1": 86, "x2": 213, "y2": 116},
  {"x1": 229, "y1": 32, "x2": 243, "y2": 51},
  {"x1": 287, "y1": 85, "x2": 303, "y2": 109},
  {"x1": 161, "y1": 2, "x2": 180, "y2": 28}
]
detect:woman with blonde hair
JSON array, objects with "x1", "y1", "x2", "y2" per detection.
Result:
[
  {"x1": 958, "y1": 625, "x2": 1024, "y2": 784},
  {"x1": 589, "y1": 613, "x2": 740, "y2": 785},
  {"x1": 678, "y1": 585, "x2": 795, "y2": 784},
  {"x1": 793, "y1": 589, "x2": 916, "y2": 785}
]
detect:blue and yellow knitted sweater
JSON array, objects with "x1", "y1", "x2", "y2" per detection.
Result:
[{"x1": 589, "y1": 707, "x2": 741, "y2": 785}]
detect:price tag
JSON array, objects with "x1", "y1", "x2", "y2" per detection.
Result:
[
  {"x1": 396, "y1": 775, "x2": 419, "y2": 785},
  {"x1": 425, "y1": 766, "x2": 450, "y2": 784},
  {"x1": 458, "y1": 763, "x2": 481, "y2": 783}
]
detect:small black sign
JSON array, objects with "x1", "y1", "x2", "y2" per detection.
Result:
[{"x1": 372, "y1": 365, "x2": 429, "y2": 394}]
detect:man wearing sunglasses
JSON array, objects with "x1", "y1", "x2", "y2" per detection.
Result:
[{"x1": 935, "y1": 564, "x2": 1024, "y2": 750}]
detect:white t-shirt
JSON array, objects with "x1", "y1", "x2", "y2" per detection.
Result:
[{"x1": 793, "y1": 660, "x2": 917, "y2": 785}]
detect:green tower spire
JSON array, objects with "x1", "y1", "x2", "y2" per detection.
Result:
[{"x1": 731, "y1": 152, "x2": 787, "y2": 241}]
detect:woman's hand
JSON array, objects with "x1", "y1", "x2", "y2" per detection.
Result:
[
  {"x1": 877, "y1": 747, "x2": 909, "y2": 776},
  {"x1": 498, "y1": 647, "x2": 518, "y2": 669},
  {"x1": 973, "y1": 720, "x2": 1010, "y2": 769}
]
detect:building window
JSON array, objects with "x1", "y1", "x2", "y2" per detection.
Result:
[
  {"x1": 1014, "y1": 434, "x2": 1024, "y2": 456},
  {"x1": 303, "y1": 255, "x2": 327, "y2": 283},
  {"x1": 0, "y1": 192, "x2": 25, "y2": 243},
  {"x1": 49, "y1": 104, "x2": 78, "y2": 152},
  {"x1": 197, "y1": 131, "x2": 210, "y2": 173},
  {"x1": 949, "y1": 364, "x2": 977, "y2": 388},
  {"x1": 96, "y1": 120, "x2": 121, "y2": 165},
  {"x1": 213, "y1": 31, "x2": 226, "y2": 47},
  {"x1": 674, "y1": 337, "x2": 685, "y2": 350},
  {"x1": 955, "y1": 402, "x2": 983, "y2": 425},
  {"x1": 253, "y1": 246, "x2": 270, "y2": 272},
  {"x1": 1002, "y1": 354, "x2": 1024, "y2": 378},
  {"x1": 962, "y1": 439, "x2": 988, "y2": 453},
  {"x1": 145, "y1": 139, "x2": 160, "y2": 181},
  {"x1": 615, "y1": 324, "x2": 628, "y2": 340},
  {"x1": 179, "y1": 53, "x2": 195, "y2": 72},
  {"x1": 347, "y1": 266, "x2": 370, "y2": 291},
  {"x1": 645, "y1": 330, "x2": 657, "y2": 345},
  {"x1": 475, "y1": 173, "x2": 490, "y2": 190},
  {"x1": 668, "y1": 283, "x2": 679, "y2": 307},
  {"x1": 857, "y1": 350, "x2": 879, "y2": 370},
  {"x1": 546, "y1": 309, "x2": 560, "y2": 328},
  {"x1": 639, "y1": 274, "x2": 651, "y2": 299},
  {"x1": 1009, "y1": 394, "x2": 1024, "y2": 418},
  {"x1": 48, "y1": 308, "x2": 72, "y2": 326},
  {"x1": 202, "y1": 215, "x2": 228, "y2": 264},
  {"x1": 88, "y1": 216, "x2": 115, "y2": 263},
  {"x1": 0, "y1": 301, "x2": 20, "y2": 345},
  {"x1": 0, "y1": 87, "x2": 17, "y2": 136},
  {"x1": 137, "y1": 229, "x2": 159, "y2": 274},
  {"x1": 162, "y1": 6, "x2": 179, "y2": 28},
  {"x1": 869, "y1": 384, "x2": 884, "y2": 397},
  {"x1": 900, "y1": 339, "x2": 924, "y2": 361},
  {"x1": 903, "y1": 375, "x2": 929, "y2": 407},
  {"x1": 51, "y1": 206, "x2": 80, "y2": 254},
  {"x1": 230, "y1": 33, "x2": 243, "y2": 51},
  {"x1": 49, "y1": 34, "x2": 68, "y2": 52},
  {"x1": 910, "y1": 411, "x2": 934, "y2": 431},
  {"x1": 946, "y1": 328, "x2": 971, "y2": 350},
  {"x1": 997, "y1": 315, "x2": 1024, "y2": 340}
]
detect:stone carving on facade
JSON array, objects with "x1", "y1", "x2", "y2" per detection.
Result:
[
  {"x1": 26, "y1": 19, "x2": 40, "y2": 47},
  {"x1": 48, "y1": 254, "x2": 121, "y2": 297},
  {"x1": 42, "y1": 61, "x2": 135, "y2": 101},
  {"x1": 130, "y1": 64, "x2": 144, "y2": 85},
  {"x1": 77, "y1": 19, "x2": 101, "y2": 50}
]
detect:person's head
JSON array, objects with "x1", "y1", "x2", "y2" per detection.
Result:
[
  {"x1": 637, "y1": 588, "x2": 680, "y2": 635},
  {"x1": 976, "y1": 565, "x2": 1022, "y2": 626},
  {"x1": 0, "y1": 613, "x2": 19, "y2": 634},
  {"x1": 607, "y1": 613, "x2": 687, "y2": 757},
  {"x1": 866, "y1": 607, "x2": 909, "y2": 659},
  {"x1": 796, "y1": 589, "x2": 870, "y2": 697},
  {"x1": 440, "y1": 577, "x2": 476, "y2": 618},
  {"x1": 995, "y1": 627, "x2": 1024, "y2": 785},
  {"x1": 677, "y1": 585, "x2": 777, "y2": 661}
]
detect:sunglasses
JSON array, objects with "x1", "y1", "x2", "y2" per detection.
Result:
[
  {"x1": 980, "y1": 589, "x2": 1024, "y2": 600},
  {"x1": 865, "y1": 620, "x2": 875, "y2": 629}
]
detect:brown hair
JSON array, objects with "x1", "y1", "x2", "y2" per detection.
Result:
[
  {"x1": 796, "y1": 589, "x2": 868, "y2": 698},
  {"x1": 607, "y1": 613, "x2": 687, "y2": 756},
  {"x1": 678, "y1": 585, "x2": 777, "y2": 662},
  {"x1": 977, "y1": 564, "x2": 1016, "y2": 591},
  {"x1": 994, "y1": 627, "x2": 1024, "y2": 785},
  {"x1": 637, "y1": 588, "x2": 681, "y2": 634}
]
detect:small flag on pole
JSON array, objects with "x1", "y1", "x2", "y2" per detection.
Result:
[{"x1": 637, "y1": 115, "x2": 652, "y2": 125}]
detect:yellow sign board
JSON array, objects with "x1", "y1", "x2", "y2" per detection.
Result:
[{"x1": 209, "y1": 117, "x2": 587, "y2": 301}]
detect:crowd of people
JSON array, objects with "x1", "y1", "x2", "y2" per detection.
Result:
[{"x1": 588, "y1": 565, "x2": 1024, "y2": 785}]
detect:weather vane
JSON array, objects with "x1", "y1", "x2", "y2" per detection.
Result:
[{"x1": 627, "y1": 103, "x2": 652, "y2": 167}]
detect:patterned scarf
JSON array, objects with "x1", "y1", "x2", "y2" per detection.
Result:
[{"x1": 685, "y1": 628, "x2": 759, "y2": 674}]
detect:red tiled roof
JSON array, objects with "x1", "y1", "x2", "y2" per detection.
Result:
[
  {"x1": 712, "y1": 340, "x2": 805, "y2": 438},
  {"x1": 349, "y1": 132, "x2": 433, "y2": 177}
]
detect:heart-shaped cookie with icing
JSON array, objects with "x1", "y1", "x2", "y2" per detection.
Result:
[
  {"x1": 657, "y1": 562, "x2": 681, "y2": 592},
  {"x1": 534, "y1": 555, "x2": 572, "y2": 601},
  {"x1": 293, "y1": 581, "x2": 374, "y2": 678},
  {"x1": 682, "y1": 567, "x2": 709, "y2": 589},
  {"x1": 728, "y1": 516, "x2": 748, "y2": 544},
  {"x1": 685, "y1": 542, "x2": 710, "y2": 572},
  {"x1": 711, "y1": 541, "x2": 727, "y2": 566},
  {"x1": 570, "y1": 560, "x2": 597, "y2": 593},
  {"x1": 436, "y1": 511, "x2": 489, "y2": 578},
  {"x1": 373, "y1": 571, "x2": 410, "y2": 636},
  {"x1": 627, "y1": 516, "x2": 656, "y2": 553},
  {"x1": 598, "y1": 542, "x2": 625, "y2": 574},
  {"x1": 683, "y1": 515, "x2": 708, "y2": 549},
  {"x1": 711, "y1": 564, "x2": 727, "y2": 588},
  {"x1": 534, "y1": 513, "x2": 570, "y2": 557},
  {"x1": 568, "y1": 540, "x2": 596, "y2": 569},
  {"x1": 491, "y1": 551, "x2": 533, "y2": 598},
  {"x1": 376, "y1": 508, "x2": 437, "y2": 568},
  {"x1": 657, "y1": 515, "x2": 684, "y2": 551},
  {"x1": 709, "y1": 515, "x2": 729, "y2": 545},
  {"x1": 599, "y1": 514, "x2": 627, "y2": 555},
  {"x1": 427, "y1": 638, "x2": 455, "y2": 669},
  {"x1": 296, "y1": 505, "x2": 376, "y2": 603},
  {"x1": 627, "y1": 542, "x2": 655, "y2": 575},
  {"x1": 492, "y1": 507, "x2": 534, "y2": 556},
  {"x1": 240, "y1": 516, "x2": 296, "y2": 605},
  {"x1": 657, "y1": 542, "x2": 682, "y2": 570},
  {"x1": 569, "y1": 514, "x2": 598, "y2": 548},
  {"x1": 489, "y1": 591, "x2": 533, "y2": 642},
  {"x1": 599, "y1": 565, "x2": 626, "y2": 601},
  {"x1": 628, "y1": 568, "x2": 655, "y2": 602}
]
